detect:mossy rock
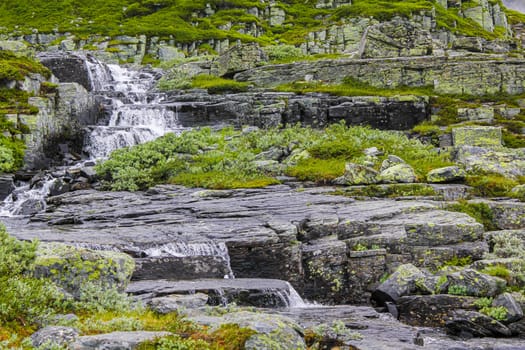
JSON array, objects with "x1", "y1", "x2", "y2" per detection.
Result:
[
  {"x1": 379, "y1": 163, "x2": 416, "y2": 184},
  {"x1": 426, "y1": 166, "x2": 466, "y2": 183},
  {"x1": 34, "y1": 242, "x2": 135, "y2": 297}
]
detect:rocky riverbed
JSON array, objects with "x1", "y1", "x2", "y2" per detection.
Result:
[{"x1": 3, "y1": 182, "x2": 525, "y2": 349}]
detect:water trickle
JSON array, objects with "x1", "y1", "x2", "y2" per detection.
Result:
[{"x1": 268, "y1": 282, "x2": 308, "y2": 309}]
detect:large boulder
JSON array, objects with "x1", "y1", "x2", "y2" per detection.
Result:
[
  {"x1": 38, "y1": 53, "x2": 92, "y2": 91},
  {"x1": 34, "y1": 243, "x2": 135, "y2": 297},
  {"x1": 452, "y1": 126, "x2": 502, "y2": 147}
]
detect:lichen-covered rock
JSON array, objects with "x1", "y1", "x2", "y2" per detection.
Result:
[
  {"x1": 371, "y1": 263, "x2": 426, "y2": 306},
  {"x1": 454, "y1": 146, "x2": 525, "y2": 178},
  {"x1": 214, "y1": 43, "x2": 268, "y2": 77},
  {"x1": 71, "y1": 331, "x2": 171, "y2": 350},
  {"x1": 445, "y1": 269, "x2": 506, "y2": 297},
  {"x1": 31, "y1": 326, "x2": 79, "y2": 350},
  {"x1": 379, "y1": 163, "x2": 416, "y2": 184},
  {"x1": 452, "y1": 126, "x2": 502, "y2": 147},
  {"x1": 149, "y1": 293, "x2": 208, "y2": 314},
  {"x1": 493, "y1": 293, "x2": 524, "y2": 324},
  {"x1": 359, "y1": 18, "x2": 433, "y2": 58},
  {"x1": 34, "y1": 242, "x2": 135, "y2": 297},
  {"x1": 379, "y1": 155, "x2": 405, "y2": 172},
  {"x1": 426, "y1": 166, "x2": 466, "y2": 183},
  {"x1": 445, "y1": 310, "x2": 512, "y2": 338},
  {"x1": 223, "y1": 312, "x2": 306, "y2": 350},
  {"x1": 457, "y1": 107, "x2": 494, "y2": 122},
  {"x1": 335, "y1": 163, "x2": 379, "y2": 185}
]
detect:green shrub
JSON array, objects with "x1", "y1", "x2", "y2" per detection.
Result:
[
  {"x1": 74, "y1": 282, "x2": 135, "y2": 314},
  {"x1": 480, "y1": 306, "x2": 508, "y2": 321},
  {"x1": 448, "y1": 284, "x2": 468, "y2": 296},
  {"x1": 138, "y1": 335, "x2": 211, "y2": 350},
  {"x1": 481, "y1": 265, "x2": 511, "y2": 282},
  {"x1": 263, "y1": 44, "x2": 305, "y2": 63}
]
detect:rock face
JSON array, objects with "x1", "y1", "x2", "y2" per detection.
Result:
[
  {"x1": 38, "y1": 53, "x2": 92, "y2": 91},
  {"x1": 6, "y1": 185, "x2": 496, "y2": 305},
  {"x1": 170, "y1": 91, "x2": 430, "y2": 130},
  {"x1": 0, "y1": 174, "x2": 15, "y2": 201},
  {"x1": 359, "y1": 19, "x2": 433, "y2": 58},
  {"x1": 234, "y1": 56, "x2": 525, "y2": 96},
  {"x1": 71, "y1": 331, "x2": 171, "y2": 350},
  {"x1": 213, "y1": 43, "x2": 268, "y2": 77}
]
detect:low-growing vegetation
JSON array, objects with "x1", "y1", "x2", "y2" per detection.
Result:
[{"x1": 96, "y1": 122, "x2": 453, "y2": 191}]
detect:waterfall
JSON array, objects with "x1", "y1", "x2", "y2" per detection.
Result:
[
  {"x1": 84, "y1": 58, "x2": 183, "y2": 158},
  {"x1": 0, "y1": 176, "x2": 56, "y2": 217},
  {"x1": 143, "y1": 241, "x2": 235, "y2": 279}
]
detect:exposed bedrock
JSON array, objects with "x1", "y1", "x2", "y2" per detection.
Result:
[
  {"x1": 6, "y1": 184, "x2": 518, "y2": 305},
  {"x1": 234, "y1": 55, "x2": 525, "y2": 96}
]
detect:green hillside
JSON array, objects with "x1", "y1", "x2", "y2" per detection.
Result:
[{"x1": 0, "y1": 0, "x2": 514, "y2": 45}]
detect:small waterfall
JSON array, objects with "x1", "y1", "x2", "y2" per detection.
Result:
[
  {"x1": 143, "y1": 241, "x2": 234, "y2": 279},
  {"x1": 270, "y1": 282, "x2": 308, "y2": 308},
  {"x1": 0, "y1": 176, "x2": 56, "y2": 217},
  {"x1": 84, "y1": 58, "x2": 183, "y2": 158}
]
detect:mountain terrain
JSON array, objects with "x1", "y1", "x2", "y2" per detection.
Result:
[{"x1": 0, "y1": 0, "x2": 525, "y2": 349}]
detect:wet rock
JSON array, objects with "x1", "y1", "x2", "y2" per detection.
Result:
[
  {"x1": 493, "y1": 293, "x2": 524, "y2": 324},
  {"x1": 398, "y1": 294, "x2": 478, "y2": 327},
  {"x1": 49, "y1": 178, "x2": 71, "y2": 197},
  {"x1": 34, "y1": 242, "x2": 135, "y2": 297},
  {"x1": 71, "y1": 331, "x2": 171, "y2": 350},
  {"x1": 80, "y1": 166, "x2": 98, "y2": 182},
  {"x1": 127, "y1": 278, "x2": 304, "y2": 308},
  {"x1": 31, "y1": 326, "x2": 79, "y2": 349},
  {"x1": 379, "y1": 163, "x2": 416, "y2": 184},
  {"x1": 426, "y1": 166, "x2": 467, "y2": 183},
  {"x1": 149, "y1": 293, "x2": 208, "y2": 314},
  {"x1": 371, "y1": 264, "x2": 426, "y2": 306},
  {"x1": 0, "y1": 174, "x2": 15, "y2": 201},
  {"x1": 13, "y1": 197, "x2": 46, "y2": 216},
  {"x1": 446, "y1": 269, "x2": 506, "y2": 297},
  {"x1": 446, "y1": 310, "x2": 512, "y2": 338},
  {"x1": 133, "y1": 256, "x2": 232, "y2": 281}
]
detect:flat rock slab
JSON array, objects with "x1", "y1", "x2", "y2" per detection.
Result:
[
  {"x1": 2, "y1": 185, "x2": 489, "y2": 300},
  {"x1": 71, "y1": 331, "x2": 171, "y2": 350},
  {"x1": 127, "y1": 278, "x2": 303, "y2": 308}
]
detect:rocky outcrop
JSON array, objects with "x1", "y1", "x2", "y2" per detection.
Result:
[
  {"x1": 34, "y1": 242, "x2": 135, "y2": 297},
  {"x1": 234, "y1": 55, "x2": 525, "y2": 96},
  {"x1": 168, "y1": 91, "x2": 430, "y2": 130},
  {"x1": 38, "y1": 53, "x2": 92, "y2": 91},
  {"x1": 0, "y1": 174, "x2": 15, "y2": 201},
  {"x1": 6, "y1": 185, "x2": 502, "y2": 304}
]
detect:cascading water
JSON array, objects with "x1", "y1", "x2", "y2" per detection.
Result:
[
  {"x1": 1, "y1": 56, "x2": 185, "y2": 217},
  {"x1": 84, "y1": 59, "x2": 183, "y2": 159}
]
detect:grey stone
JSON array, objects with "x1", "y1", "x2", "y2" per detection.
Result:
[
  {"x1": 0, "y1": 174, "x2": 15, "y2": 201},
  {"x1": 71, "y1": 331, "x2": 171, "y2": 350},
  {"x1": 493, "y1": 293, "x2": 524, "y2": 324},
  {"x1": 31, "y1": 326, "x2": 79, "y2": 349},
  {"x1": 426, "y1": 166, "x2": 466, "y2": 183},
  {"x1": 446, "y1": 310, "x2": 512, "y2": 338},
  {"x1": 337, "y1": 163, "x2": 379, "y2": 185},
  {"x1": 149, "y1": 293, "x2": 208, "y2": 314},
  {"x1": 372, "y1": 264, "x2": 426, "y2": 305},
  {"x1": 446, "y1": 269, "x2": 506, "y2": 297}
]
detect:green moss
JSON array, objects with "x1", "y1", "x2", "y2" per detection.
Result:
[
  {"x1": 465, "y1": 173, "x2": 519, "y2": 198},
  {"x1": 333, "y1": 183, "x2": 437, "y2": 198},
  {"x1": 191, "y1": 74, "x2": 250, "y2": 94},
  {"x1": 481, "y1": 265, "x2": 511, "y2": 282}
]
